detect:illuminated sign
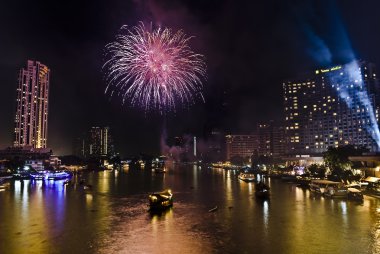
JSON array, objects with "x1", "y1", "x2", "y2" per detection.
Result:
[{"x1": 315, "y1": 65, "x2": 342, "y2": 75}]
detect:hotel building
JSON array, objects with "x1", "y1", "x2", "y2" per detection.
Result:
[{"x1": 284, "y1": 60, "x2": 380, "y2": 155}]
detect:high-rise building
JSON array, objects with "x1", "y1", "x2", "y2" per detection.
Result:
[
  {"x1": 257, "y1": 121, "x2": 285, "y2": 158},
  {"x1": 225, "y1": 135, "x2": 258, "y2": 161},
  {"x1": 73, "y1": 127, "x2": 114, "y2": 158},
  {"x1": 284, "y1": 60, "x2": 380, "y2": 155},
  {"x1": 14, "y1": 60, "x2": 50, "y2": 148},
  {"x1": 88, "y1": 127, "x2": 110, "y2": 156}
]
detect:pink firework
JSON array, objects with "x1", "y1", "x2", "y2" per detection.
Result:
[{"x1": 103, "y1": 22, "x2": 206, "y2": 112}]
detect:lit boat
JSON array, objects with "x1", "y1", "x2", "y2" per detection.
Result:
[
  {"x1": 310, "y1": 180, "x2": 347, "y2": 198},
  {"x1": 152, "y1": 157, "x2": 167, "y2": 173},
  {"x1": 238, "y1": 173, "x2": 255, "y2": 182},
  {"x1": 30, "y1": 172, "x2": 46, "y2": 180},
  {"x1": 152, "y1": 167, "x2": 167, "y2": 173},
  {"x1": 255, "y1": 181, "x2": 270, "y2": 199},
  {"x1": 12, "y1": 172, "x2": 31, "y2": 180},
  {"x1": 46, "y1": 171, "x2": 72, "y2": 180},
  {"x1": 208, "y1": 206, "x2": 218, "y2": 212},
  {"x1": 149, "y1": 189, "x2": 173, "y2": 210},
  {"x1": 347, "y1": 188, "x2": 363, "y2": 201}
]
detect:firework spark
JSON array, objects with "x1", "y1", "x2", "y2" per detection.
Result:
[{"x1": 103, "y1": 22, "x2": 206, "y2": 112}]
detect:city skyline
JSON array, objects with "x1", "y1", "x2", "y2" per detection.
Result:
[{"x1": 1, "y1": 1, "x2": 380, "y2": 156}]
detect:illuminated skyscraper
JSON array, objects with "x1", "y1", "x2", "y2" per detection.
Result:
[
  {"x1": 284, "y1": 61, "x2": 380, "y2": 155},
  {"x1": 88, "y1": 127, "x2": 110, "y2": 156},
  {"x1": 14, "y1": 60, "x2": 50, "y2": 148},
  {"x1": 73, "y1": 127, "x2": 114, "y2": 158}
]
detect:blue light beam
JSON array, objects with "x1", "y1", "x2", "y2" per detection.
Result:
[{"x1": 328, "y1": 61, "x2": 380, "y2": 149}]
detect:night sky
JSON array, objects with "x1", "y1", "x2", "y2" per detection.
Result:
[{"x1": 0, "y1": 0, "x2": 379, "y2": 156}]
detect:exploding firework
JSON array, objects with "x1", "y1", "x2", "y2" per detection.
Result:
[{"x1": 103, "y1": 22, "x2": 206, "y2": 112}]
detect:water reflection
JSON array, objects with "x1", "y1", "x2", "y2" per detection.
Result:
[
  {"x1": 1, "y1": 167, "x2": 380, "y2": 253},
  {"x1": 262, "y1": 200, "x2": 269, "y2": 231}
]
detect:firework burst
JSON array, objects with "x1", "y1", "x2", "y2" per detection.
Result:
[{"x1": 103, "y1": 22, "x2": 206, "y2": 112}]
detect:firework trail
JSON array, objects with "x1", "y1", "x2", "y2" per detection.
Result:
[{"x1": 103, "y1": 22, "x2": 206, "y2": 112}]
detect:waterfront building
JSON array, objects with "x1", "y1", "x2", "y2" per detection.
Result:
[
  {"x1": 14, "y1": 60, "x2": 50, "y2": 148},
  {"x1": 284, "y1": 60, "x2": 380, "y2": 155},
  {"x1": 225, "y1": 134, "x2": 258, "y2": 161}
]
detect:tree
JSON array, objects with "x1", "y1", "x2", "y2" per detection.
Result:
[
  {"x1": 323, "y1": 145, "x2": 368, "y2": 180},
  {"x1": 307, "y1": 164, "x2": 327, "y2": 177}
]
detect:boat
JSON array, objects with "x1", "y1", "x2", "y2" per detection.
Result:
[
  {"x1": 310, "y1": 180, "x2": 347, "y2": 198},
  {"x1": 0, "y1": 175, "x2": 13, "y2": 182},
  {"x1": 238, "y1": 173, "x2": 255, "y2": 182},
  {"x1": 30, "y1": 172, "x2": 46, "y2": 180},
  {"x1": 347, "y1": 188, "x2": 364, "y2": 201},
  {"x1": 152, "y1": 167, "x2": 167, "y2": 173},
  {"x1": 152, "y1": 158, "x2": 167, "y2": 173},
  {"x1": 46, "y1": 171, "x2": 72, "y2": 180},
  {"x1": 255, "y1": 181, "x2": 270, "y2": 199},
  {"x1": 83, "y1": 184, "x2": 92, "y2": 190},
  {"x1": 363, "y1": 177, "x2": 380, "y2": 194},
  {"x1": 324, "y1": 183, "x2": 348, "y2": 198},
  {"x1": 309, "y1": 180, "x2": 334, "y2": 194},
  {"x1": 12, "y1": 172, "x2": 31, "y2": 180},
  {"x1": 208, "y1": 206, "x2": 218, "y2": 212},
  {"x1": 148, "y1": 189, "x2": 173, "y2": 211},
  {"x1": 0, "y1": 182, "x2": 9, "y2": 192},
  {"x1": 295, "y1": 174, "x2": 320, "y2": 188}
]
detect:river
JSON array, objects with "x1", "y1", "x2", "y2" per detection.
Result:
[{"x1": 0, "y1": 164, "x2": 380, "y2": 254}]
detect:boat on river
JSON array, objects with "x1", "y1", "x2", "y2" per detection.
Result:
[
  {"x1": 347, "y1": 188, "x2": 363, "y2": 201},
  {"x1": 152, "y1": 167, "x2": 167, "y2": 173},
  {"x1": 30, "y1": 172, "x2": 46, "y2": 180},
  {"x1": 46, "y1": 171, "x2": 72, "y2": 180},
  {"x1": 238, "y1": 173, "x2": 255, "y2": 182},
  {"x1": 255, "y1": 182, "x2": 270, "y2": 199},
  {"x1": 310, "y1": 180, "x2": 347, "y2": 198},
  {"x1": 148, "y1": 189, "x2": 173, "y2": 211}
]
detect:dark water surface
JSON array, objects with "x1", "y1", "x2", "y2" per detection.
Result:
[{"x1": 1, "y1": 165, "x2": 380, "y2": 254}]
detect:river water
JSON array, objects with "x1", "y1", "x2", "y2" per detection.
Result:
[{"x1": 0, "y1": 164, "x2": 380, "y2": 254}]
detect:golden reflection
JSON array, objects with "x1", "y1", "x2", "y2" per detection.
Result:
[
  {"x1": 11, "y1": 180, "x2": 53, "y2": 253},
  {"x1": 86, "y1": 193, "x2": 93, "y2": 205},
  {"x1": 98, "y1": 171, "x2": 110, "y2": 193},
  {"x1": 339, "y1": 201, "x2": 348, "y2": 228},
  {"x1": 193, "y1": 165, "x2": 198, "y2": 188},
  {"x1": 225, "y1": 171, "x2": 233, "y2": 209},
  {"x1": 248, "y1": 182, "x2": 253, "y2": 195}
]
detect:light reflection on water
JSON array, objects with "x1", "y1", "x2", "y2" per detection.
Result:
[{"x1": 1, "y1": 167, "x2": 380, "y2": 253}]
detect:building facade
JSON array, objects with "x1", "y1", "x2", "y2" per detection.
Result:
[
  {"x1": 74, "y1": 127, "x2": 114, "y2": 158},
  {"x1": 226, "y1": 135, "x2": 258, "y2": 161},
  {"x1": 14, "y1": 60, "x2": 50, "y2": 148},
  {"x1": 257, "y1": 122, "x2": 285, "y2": 158},
  {"x1": 284, "y1": 60, "x2": 380, "y2": 155}
]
